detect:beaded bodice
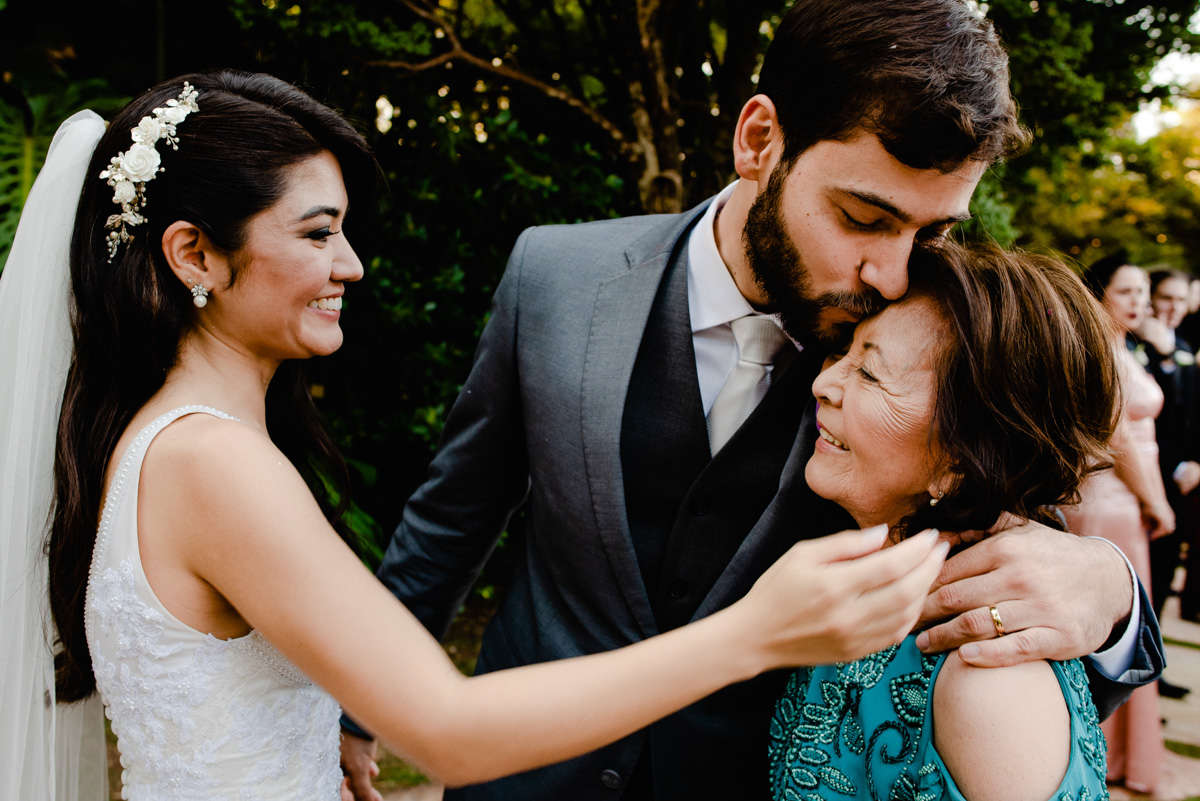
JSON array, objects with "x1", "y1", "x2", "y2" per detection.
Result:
[
  {"x1": 84, "y1": 406, "x2": 343, "y2": 801},
  {"x1": 768, "y1": 635, "x2": 1108, "y2": 801}
]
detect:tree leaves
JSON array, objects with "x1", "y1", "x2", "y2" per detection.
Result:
[{"x1": 0, "y1": 79, "x2": 126, "y2": 274}]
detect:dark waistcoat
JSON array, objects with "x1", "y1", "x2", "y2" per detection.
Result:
[
  {"x1": 614, "y1": 245, "x2": 838, "y2": 800},
  {"x1": 621, "y1": 246, "x2": 808, "y2": 631}
]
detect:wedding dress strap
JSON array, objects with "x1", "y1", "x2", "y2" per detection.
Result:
[
  {"x1": 90, "y1": 405, "x2": 241, "y2": 610},
  {"x1": 100, "y1": 404, "x2": 240, "y2": 522}
]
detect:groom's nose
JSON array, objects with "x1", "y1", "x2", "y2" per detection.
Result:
[{"x1": 858, "y1": 236, "x2": 913, "y2": 300}]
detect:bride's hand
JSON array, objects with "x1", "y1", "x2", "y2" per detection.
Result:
[{"x1": 735, "y1": 527, "x2": 948, "y2": 669}]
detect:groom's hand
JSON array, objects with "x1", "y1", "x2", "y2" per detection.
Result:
[
  {"x1": 341, "y1": 732, "x2": 383, "y2": 801},
  {"x1": 915, "y1": 522, "x2": 1133, "y2": 667}
]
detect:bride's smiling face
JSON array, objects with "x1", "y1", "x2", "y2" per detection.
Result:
[
  {"x1": 805, "y1": 296, "x2": 950, "y2": 528},
  {"x1": 209, "y1": 150, "x2": 363, "y2": 360}
]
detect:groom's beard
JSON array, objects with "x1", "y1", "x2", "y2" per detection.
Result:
[{"x1": 743, "y1": 161, "x2": 885, "y2": 346}]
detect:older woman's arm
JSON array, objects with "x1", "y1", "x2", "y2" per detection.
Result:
[{"x1": 933, "y1": 657, "x2": 1071, "y2": 801}]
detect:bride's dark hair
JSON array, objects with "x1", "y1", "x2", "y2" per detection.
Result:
[{"x1": 50, "y1": 70, "x2": 376, "y2": 701}]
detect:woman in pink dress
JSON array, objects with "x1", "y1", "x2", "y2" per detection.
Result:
[{"x1": 1068, "y1": 254, "x2": 1176, "y2": 794}]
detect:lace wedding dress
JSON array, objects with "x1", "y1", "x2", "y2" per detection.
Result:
[{"x1": 84, "y1": 406, "x2": 344, "y2": 801}]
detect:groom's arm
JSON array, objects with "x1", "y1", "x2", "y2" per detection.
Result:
[
  {"x1": 1085, "y1": 578, "x2": 1164, "y2": 720},
  {"x1": 341, "y1": 230, "x2": 535, "y2": 744},
  {"x1": 915, "y1": 525, "x2": 1165, "y2": 720},
  {"x1": 378, "y1": 228, "x2": 534, "y2": 636}
]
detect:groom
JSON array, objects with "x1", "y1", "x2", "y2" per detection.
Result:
[{"x1": 345, "y1": 1, "x2": 1163, "y2": 798}]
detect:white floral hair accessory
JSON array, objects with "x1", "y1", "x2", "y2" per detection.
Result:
[{"x1": 99, "y1": 81, "x2": 200, "y2": 260}]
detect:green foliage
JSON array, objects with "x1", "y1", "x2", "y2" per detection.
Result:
[
  {"x1": 959, "y1": 167, "x2": 1020, "y2": 246},
  {"x1": 0, "y1": 79, "x2": 125, "y2": 272},
  {"x1": 8, "y1": 0, "x2": 1200, "y2": 563},
  {"x1": 1013, "y1": 106, "x2": 1200, "y2": 269},
  {"x1": 989, "y1": 0, "x2": 1200, "y2": 170},
  {"x1": 311, "y1": 457, "x2": 386, "y2": 567},
  {"x1": 228, "y1": 0, "x2": 434, "y2": 59},
  {"x1": 374, "y1": 750, "x2": 428, "y2": 791},
  {"x1": 982, "y1": 1, "x2": 1200, "y2": 256}
]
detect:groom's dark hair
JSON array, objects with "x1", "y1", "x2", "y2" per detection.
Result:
[{"x1": 757, "y1": 0, "x2": 1030, "y2": 170}]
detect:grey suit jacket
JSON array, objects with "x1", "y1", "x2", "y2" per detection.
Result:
[{"x1": 380, "y1": 202, "x2": 821, "y2": 647}]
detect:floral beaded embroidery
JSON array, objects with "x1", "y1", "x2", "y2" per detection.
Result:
[{"x1": 768, "y1": 639, "x2": 1109, "y2": 801}]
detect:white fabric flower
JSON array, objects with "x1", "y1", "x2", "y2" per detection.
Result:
[
  {"x1": 162, "y1": 106, "x2": 189, "y2": 124},
  {"x1": 120, "y1": 144, "x2": 160, "y2": 182},
  {"x1": 131, "y1": 117, "x2": 162, "y2": 145},
  {"x1": 112, "y1": 180, "x2": 136, "y2": 204}
]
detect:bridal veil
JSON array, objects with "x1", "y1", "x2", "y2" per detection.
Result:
[{"x1": 0, "y1": 110, "x2": 109, "y2": 801}]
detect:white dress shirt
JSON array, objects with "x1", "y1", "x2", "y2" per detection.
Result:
[
  {"x1": 687, "y1": 182, "x2": 798, "y2": 415},
  {"x1": 684, "y1": 181, "x2": 1141, "y2": 675}
]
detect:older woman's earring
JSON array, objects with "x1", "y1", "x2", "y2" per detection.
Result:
[
  {"x1": 929, "y1": 492, "x2": 943, "y2": 507},
  {"x1": 190, "y1": 284, "x2": 209, "y2": 309}
]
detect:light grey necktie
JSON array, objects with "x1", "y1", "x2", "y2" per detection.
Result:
[{"x1": 707, "y1": 315, "x2": 790, "y2": 454}]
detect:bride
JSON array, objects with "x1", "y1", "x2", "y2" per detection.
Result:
[{"x1": 0, "y1": 71, "x2": 948, "y2": 800}]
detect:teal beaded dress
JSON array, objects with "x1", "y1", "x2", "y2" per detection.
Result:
[{"x1": 768, "y1": 635, "x2": 1109, "y2": 801}]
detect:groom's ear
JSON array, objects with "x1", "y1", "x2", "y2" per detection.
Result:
[
  {"x1": 161, "y1": 220, "x2": 231, "y2": 293},
  {"x1": 732, "y1": 94, "x2": 784, "y2": 183}
]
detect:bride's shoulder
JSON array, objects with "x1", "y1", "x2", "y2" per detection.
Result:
[
  {"x1": 140, "y1": 413, "x2": 307, "y2": 516},
  {"x1": 932, "y1": 655, "x2": 1071, "y2": 801},
  {"x1": 144, "y1": 412, "x2": 279, "y2": 474}
]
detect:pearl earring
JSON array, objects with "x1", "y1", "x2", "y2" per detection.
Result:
[
  {"x1": 190, "y1": 284, "x2": 209, "y2": 308},
  {"x1": 929, "y1": 492, "x2": 943, "y2": 507}
]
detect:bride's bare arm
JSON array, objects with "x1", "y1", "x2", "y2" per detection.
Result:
[{"x1": 142, "y1": 417, "x2": 946, "y2": 786}]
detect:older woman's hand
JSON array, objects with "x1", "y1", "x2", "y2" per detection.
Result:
[{"x1": 913, "y1": 521, "x2": 1133, "y2": 667}]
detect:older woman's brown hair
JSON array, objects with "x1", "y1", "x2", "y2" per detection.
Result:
[{"x1": 898, "y1": 241, "x2": 1119, "y2": 536}]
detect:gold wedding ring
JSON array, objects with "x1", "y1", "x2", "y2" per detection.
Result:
[{"x1": 989, "y1": 605, "x2": 1005, "y2": 638}]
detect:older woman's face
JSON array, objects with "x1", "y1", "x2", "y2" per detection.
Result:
[
  {"x1": 1102, "y1": 265, "x2": 1149, "y2": 333},
  {"x1": 805, "y1": 296, "x2": 949, "y2": 528}
]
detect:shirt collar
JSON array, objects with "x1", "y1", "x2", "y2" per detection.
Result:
[{"x1": 687, "y1": 181, "x2": 756, "y2": 334}]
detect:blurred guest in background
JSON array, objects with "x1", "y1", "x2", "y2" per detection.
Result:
[
  {"x1": 1135, "y1": 269, "x2": 1199, "y2": 698},
  {"x1": 1174, "y1": 275, "x2": 1200, "y2": 350},
  {"x1": 1069, "y1": 254, "x2": 1174, "y2": 794}
]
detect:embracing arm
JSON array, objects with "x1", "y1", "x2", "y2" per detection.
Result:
[
  {"x1": 167, "y1": 420, "x2": 948, "y2": 787},
  {"x1": 1085, "y1": 576, "x2": 1164, "y2": 720},
  {"x1": 916, "y1": 524, "x2": 1164, "y2": 717}
]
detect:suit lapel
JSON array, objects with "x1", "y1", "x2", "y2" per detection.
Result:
[
  {"x1": 580, "y1": 203, "x2": 709, "y2": 639},
  {"x1": 692, "y1": 347, "x2": 856, "y2": 620}
]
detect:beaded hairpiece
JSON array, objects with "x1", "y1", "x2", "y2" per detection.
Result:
[{"x1": 99, "y1": 82, "x2": 200, "y2": 260}]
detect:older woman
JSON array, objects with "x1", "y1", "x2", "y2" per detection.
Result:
[{"x1": 769, "y1": 243, "x2": 1117, "y2": 801}]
